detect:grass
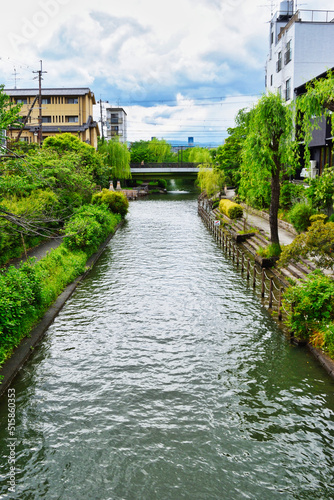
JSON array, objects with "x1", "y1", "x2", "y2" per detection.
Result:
[{"x1": 0, "y1": 219, "x2": 121, "y2": 369}]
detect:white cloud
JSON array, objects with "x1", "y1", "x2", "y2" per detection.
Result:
[{"x1": 1, "y1": 0, "x2": 333, "y2": 143}]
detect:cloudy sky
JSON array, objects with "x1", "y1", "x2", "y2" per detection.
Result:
[{"x1": 1, "y1": 0, "x2": 333, "y2": 144}]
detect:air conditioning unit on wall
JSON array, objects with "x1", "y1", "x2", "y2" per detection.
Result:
[{"x1": 300, "y1": 160, "x2": 318, "y2": 179}]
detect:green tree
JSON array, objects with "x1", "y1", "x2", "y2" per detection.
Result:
[
  {"x1": 214, "y1": 109, "x2": 249, "y2": 187},
  {"x1": 188, "y1": 146, "x2": 212, "y2": 165},
  {"x1": 98, "y1": 137, "x2": 131, "y2": 182},
  {"x1": 197, "y1": 166, "x2": 225, "y2": 197},
  {"x1": 296, "y1": 70, "x2": 334, "y2": 165},
  {"x1": 0, "y1": 85, "x2": 22, "y2": 141},
  {"x1": 147, "y1": 138, "x2": 174, "y2": 162},
  {"x1": 279, "y1": 217, "x2": 334, "y2": 270},
  {"x1": 130, "y1": 138, "x2": 176, "y2": 163},
  {"x1": 239, "y1": 93, "x2": 296, "y2": 246}
]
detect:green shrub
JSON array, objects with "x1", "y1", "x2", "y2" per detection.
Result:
[
  {"x1": 157, "y1": 179, "x2": 167, "y2": 190},
  {"x1": 257, "y1": 243, "x2": 281, "y2": 258},
  {"x1": 288, "y1": 202, "x2": 314, "y2": 233},
  {"x1": 219, "y1": 199, "x2": 243, "y2": 219},
  {"x1": 63, "y1": 204, "x2": 121, "y2": 252},
  {"x1": 0, "y1": 262, "x2": 43, "y2": 365},
  {"x1": 92, "y1": 188, "x2": 129, "y2": 217},
  {"x1": 283, "y1": 271, "x2": 334, "y2": 340},
  {"x1": 279, "y1": 182, "x2": 306, "y2": 209},
  {"x1": 328, "y1": 214, "x2": 334, "y2": 223}
]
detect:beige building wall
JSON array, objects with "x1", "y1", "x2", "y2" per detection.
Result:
[{"x1": 6, "y1": 89, "x2": 100, "y2": 148}]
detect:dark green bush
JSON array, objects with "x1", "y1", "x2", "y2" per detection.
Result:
[
  {"x1": 157, "y1": 179, "x2": 167, "y2": 190},
  {"x1": 288, "y1": 202, "x2": 314, "y2": 233},
  {"x1": 0, "y1": 262, "x2": 43, "y2": 364},
  {"x1": 280, "y1": 182, "x2": 306, "y2": 209},
  {"x1": 92, "y1": 188, "x2": 129, "y2": 217},
  {"x1": 284, "y1": 271, "x2": 334, "y2": 341},
  {"x1": 63, "y1": 204, "x2": 121, "y2": 252}
]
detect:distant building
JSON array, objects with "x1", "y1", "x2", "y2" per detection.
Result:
[
  {"x1": 265, "y1": 2, "x2": 334, "y2": 101},
  {"x1": 6, "y1": 88, "x2": 100, "y2": 148},
  {"x1": 106, "y1": 107, "x2": 127, "y2": 143}
]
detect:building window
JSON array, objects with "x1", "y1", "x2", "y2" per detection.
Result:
[
  {"x1": 66, "y1": 116, "x2": 79, "y2": 123},
  {"x1": 284, "y1": 40, "x2": 292, "y2": 65},
  {"x1": 276, "y1": 51, "x2": 282, "y2": 73},
  {"x1": 285, "y1": 79, "x2": 291, "y2": 101},
  {"x1": 42, "y1": 116, "x2": 52, "y2": 123},
  {"x1": 42, "y1": 98, "x2": 51, "y2": 105},
  {"x1": 270, "y1": 74, "x2": 273, "y2": 86},
  {"x1": 278, "y1": 86, "x2": 282, "y2": 99},
  {"x1": 66, "y1": 98, "x2": 78, "y2": 104},
  {"x1": 16, "y1": 98, "x2": 27, "y2": 104}
]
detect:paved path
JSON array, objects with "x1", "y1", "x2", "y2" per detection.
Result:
[
  {"x1": 225, "y1": 189, "x2": 295, "y2": 246},
  {"x1": 6, "y1": 237, "x2": 63, "y2": 268},
  {"x1": 243, "y1": 212, "x2": 295, "y2": 246}
]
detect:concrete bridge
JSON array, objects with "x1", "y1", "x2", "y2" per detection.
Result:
[{"x1": 130, "y1": 162, "x2": 203, "y2": 179}]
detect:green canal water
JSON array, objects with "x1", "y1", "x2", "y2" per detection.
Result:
[{"x1": 0, "y1": 189, "x2": 334, "y2": 499}]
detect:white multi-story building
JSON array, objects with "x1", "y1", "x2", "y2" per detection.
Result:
[
  {"x1": 94, "y1": 103, "x2": 127, "y2": 143},
  {"x1": 106, "y1": 107, "x2": 127, "y2": 143},
  {"x1": 265, "y1": 1, "x2": 334, "y2": 101}
]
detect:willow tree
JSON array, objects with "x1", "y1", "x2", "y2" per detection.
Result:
[
  {"x1": 98, "y1": 137, "x2": 131, "y2": 182},
  {"x1": 147, "y1": 138, "x2": 174, "y2": 162},
  {"x1": 239, "y1": 93, "x2": 296, "y2": 246},
  {"x1": 197, "y1": 165, "x2": 225, "y2": 197},
  {"x1": 194, "y1": 147, "x2": 225, "y2": 197},
  {"x1": 296, "y1": 69, "x2": 334, "y2": 164}
]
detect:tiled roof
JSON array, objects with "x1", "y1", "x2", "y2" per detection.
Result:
[{"x1": 5, "y1": 88, "x2": 94, "y2": 97}]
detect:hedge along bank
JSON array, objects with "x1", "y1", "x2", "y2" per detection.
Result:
[
  {"x1": 0, "y1": 201, "x2": 126, "y2": 395},
  {"x1": 219, "y1": 199, "x2": 243, "y2": 219}
]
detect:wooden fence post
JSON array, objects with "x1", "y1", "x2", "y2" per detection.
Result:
[
  {"x1": 269, "y1": 278, "x2": 273, "y2": 308},
  {"x1": 278, "y1": 287, "x2": 283, "y2": 321}
]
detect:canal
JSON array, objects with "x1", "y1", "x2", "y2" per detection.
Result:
[{"x1": 1, "y1": 188, "x2": 334, "y2": 499}]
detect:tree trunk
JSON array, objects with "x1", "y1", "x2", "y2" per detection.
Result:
[{"x1": 269, "y1": 157, "x2": 280, "y2": 246}]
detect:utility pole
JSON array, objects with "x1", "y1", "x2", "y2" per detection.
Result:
[
  {"x1": 33, "y1": 60, "x2": 47, "y2": 147},
  {"x1": 99, "y1": 99, "x2": 104, "y2": 142},
  {"x1": 12, "y1": 67, "x2": 20, "y2": 89}
]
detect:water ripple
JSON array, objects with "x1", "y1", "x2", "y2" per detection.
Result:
[{"x1": 1, "y1": 194, "x2": 334, "y2": 500}]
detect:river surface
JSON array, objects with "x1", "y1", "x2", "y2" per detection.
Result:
[{"x1": 1, "y1": 189, "x2": 334, "y2": 500}]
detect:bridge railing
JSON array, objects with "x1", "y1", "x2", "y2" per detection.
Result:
[{"x1": 130, "y1": 162, "x2": 201, "y2": 169}]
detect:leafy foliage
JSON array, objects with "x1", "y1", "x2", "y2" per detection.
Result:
[
  {"x1": 63, "y1": 204, "x2": 121, "y2": 252},
  {"x1": 305, "y1": 166, "x2": 334, "y2": 213},
  {"x1": 98, "y1": 137, "x2": 131, "y2": 181},
  {"x1": 92, "y1": 189, "x2": 129, "y2": 217},
  {"x1": 197, "y1": 166, "x2": 225, "y2": 197},
  {"x1": 238, "y1": 93, "x2": 297, "y2": 244},
  {"x1": 279, "y1": 218, "x2": 334, "y2": 269},
  {"x1": 213, "y1": 109, "x2": 250, "y2": 187},
  {"x1": 288, "y1": 202, "x2": 314, "y2": 233},
  {"x1": 130, "y1": 138, "x2": 176, "y2": 163},
  {"x1": 0, "y1": 262, "x2": 43, "y2": 365},
  {"x1": 0, "y1": 85, "x2": 22, "y2": 139},
  {"x1": 279, "y1": 181, "x2": 306, "y2": 210},
  {"x1": 283, "y1": 271, "x2": 334, "y2": 348},
  {"x1": 296, "y1": 70, "x2": 334, "y2": 164},
  {"x1": 219, "y1": 199, "x2": 243, "y2": 219}
]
